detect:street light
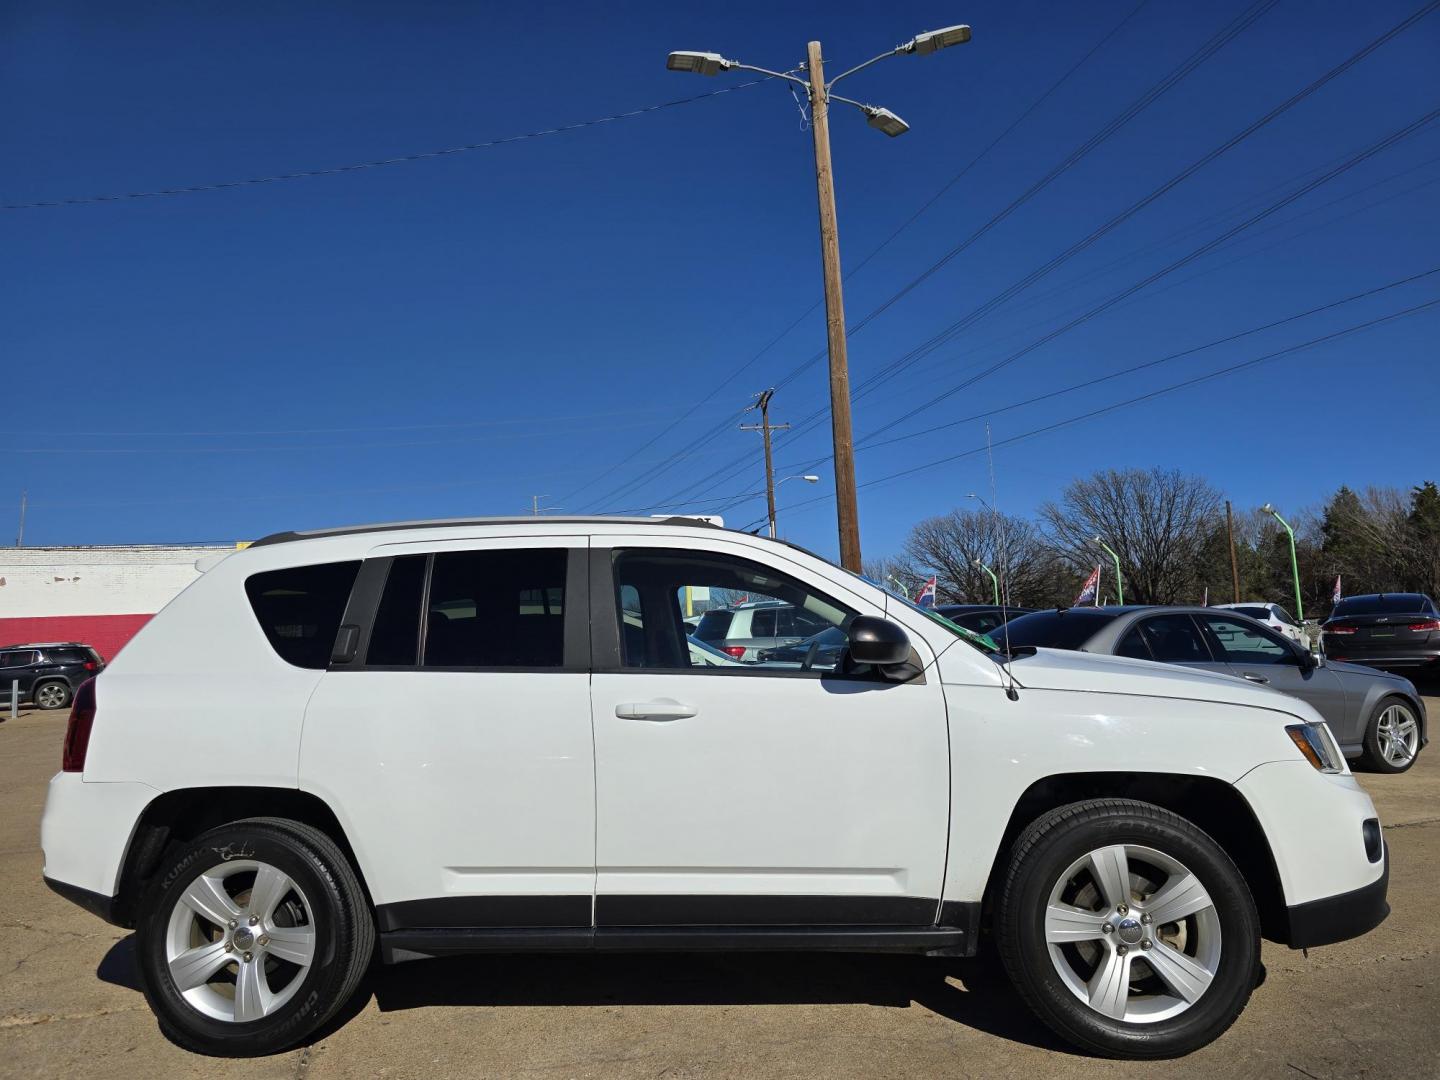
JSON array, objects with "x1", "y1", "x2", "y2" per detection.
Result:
[
  {"x1": 1092, "y1": 536, "x2": 1124, "y2": 606},
  {"x1": 771, "y1": 474, "x2": 820, "y2": 538},
  {"x1": 1262, "y1": 503, "x2": 1304, "y2": 623},
  {"x1": 907, "y1": 24, "x2": 974, "y2": 55},
  {"x1": 667, "y1": 24, "x2": 972, "y2": 572}
]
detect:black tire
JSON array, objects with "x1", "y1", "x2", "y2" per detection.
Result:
[
  {"x1": 1360, "y1": 696, "x2": 1421, "y2": 774},
  {"x1": 32, "y1": 680, "x2": 71, "y2": 710},
  {"x1": 996, "y1": 799, "x2": 1259, "y2": 1059},
  {"x1": 135, "y1": 817, "x2": 374, "y2": 1056}
]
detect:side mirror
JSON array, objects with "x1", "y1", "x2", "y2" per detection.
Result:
[
  {"x1": 847, "y1": 616, "x2": 911, "y2": 667},
  {"x1": 1295, "y1": 645, "x2": 1317, "y2": 671}
]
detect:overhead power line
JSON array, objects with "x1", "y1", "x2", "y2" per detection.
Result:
[
  {"x1": 715, "y1": 294, "x2": 1440, "y2": 522},
  {"x1": 629, "y1": 0, "x2": 1436, "y2": 515},
  {"x1": 1, "y1": 78, "x2": 773, "y2": 211}
]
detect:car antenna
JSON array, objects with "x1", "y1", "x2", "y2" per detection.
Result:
[{"x1": 983, "y1": 421, "x2": 1020, "y2": 701}]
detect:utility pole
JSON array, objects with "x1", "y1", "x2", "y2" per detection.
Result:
[
  {"x1": 806, "y1": 41, "x2": 862, "y2": 572},
  {"x1": 740, "y1": 389, "x2": 790, "y2": 538},
  {"x1": 16, "y1": 490, "x2": 26, "y2": 547},
  {"x1": 1226, "y1": 500, "x2": 1240, "y2": 602},
  {"x1": 530, "y1": 495, "x2": 560, "y2": 516}
]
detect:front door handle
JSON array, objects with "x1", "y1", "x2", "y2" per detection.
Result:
[
  {"x1": 1241, "y1": 672, "x2": 1269, "y2": 684},
  {"x1": 615, "y1": 699, "x2": 697, "y2": 721}
]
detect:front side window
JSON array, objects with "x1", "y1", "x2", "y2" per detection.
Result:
[
  {"x1": 245, "y1": 561, "x2": 361, "y2": 669},
  {"x1": 612, "y1": 549, "x2": 855, "y2": 673},
  {"x1": 1200, "y1": 615, "x2": 1292, "y2": 665},
  {"x1": 423, "y1": 549, "x2": 567, "y2": 668},
  {"x1": 1137, "y1": 614, "x2": 1212, "y2": 663}
]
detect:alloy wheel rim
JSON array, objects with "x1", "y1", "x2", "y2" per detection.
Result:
[
  {"x1": 1377, "y1": 704, "x2": 1419, "y2": 766},
  {"x1": 1044, "y1": 844, "x2": 1222, "y2": 1024},
  {"x1": 164, "y1": 859, "x2": 316, "y2": 1023},
  {"x1": 37, "y1": 684, "x2": 65, "y2": 708}
]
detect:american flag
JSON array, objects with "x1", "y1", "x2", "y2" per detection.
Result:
[
  {"x1": 1332, "y1": 575, "x2": 1343, "y2": 605},
  {"x1": 915, "y1": 575, "x2": 938, "y2": 609},
  {"x1": 1074, "y1": 565, "x2": 1102, "y2": 606}
]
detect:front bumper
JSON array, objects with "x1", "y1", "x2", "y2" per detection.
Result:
[
  {"x1": 1285, "y1": 844, "x2": 1389, "y2": 949},
  {"x1": 1236, "y1": 760, "x2": 1389, "y2": 948}
]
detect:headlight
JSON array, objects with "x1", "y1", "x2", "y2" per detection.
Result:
[{"x1": 1286, "y1": 723, "x2": 1344, "y2": 773}]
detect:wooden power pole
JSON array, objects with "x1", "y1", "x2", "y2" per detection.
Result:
[
  {"x1": 1226, "y1": 499, "x2": 1241, "y2": 602},
  {"x1": 740, "y1": 389, "x2": 790, "y2": 538},
  {"x1": 806, "y1": 41, "x2": 862, "y2": 571}
]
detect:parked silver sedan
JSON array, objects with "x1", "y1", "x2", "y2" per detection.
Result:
[{"x1": 1000, "y1": 605, "x2": 1428, "y2": 773}]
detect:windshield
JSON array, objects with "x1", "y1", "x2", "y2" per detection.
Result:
[{"x1": 1231, "y1": 606, "x2": 1272, "y2": 621}]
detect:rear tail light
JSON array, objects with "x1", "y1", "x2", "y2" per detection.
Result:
[
  {"x1": 1407, "y1": 619, "x2": 1440, "y2": 632},
  {"x1": 82, "y1": 660, "x2": 98, "y2": 672},
  {"x1": 1325, "y1": 624, "x2": 1356, "y2": 635},
  {"x1": 61, "y1": 678, "x2": 98, "y2": 773},
  {"x1": 721, "y1": 645, "x2": 747, "y2": 658}
]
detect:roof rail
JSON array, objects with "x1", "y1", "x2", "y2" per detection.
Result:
[{"x1": 249, "y1": 514, "x2": 725, "y2": 548}]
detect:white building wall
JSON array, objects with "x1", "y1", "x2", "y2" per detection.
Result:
[{"x1": 0, "y1": 546, "x2": 231, "y2": 618}]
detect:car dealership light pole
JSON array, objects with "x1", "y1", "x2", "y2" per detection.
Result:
[
  {"x1": 667, "y1": 24, "x2": 973, "y2": 572},
  {"x1": 1262, "y1": 503, "x2": 1304, "y2": 623}
]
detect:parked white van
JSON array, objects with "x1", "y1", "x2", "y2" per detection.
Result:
[{"x1": 41, "y1": 517, "x2": 1388, "y2": 1058}]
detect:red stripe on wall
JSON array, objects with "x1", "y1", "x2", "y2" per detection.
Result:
[{"x1": 0, "y1": 614, "x2": 153, "y2": 663}]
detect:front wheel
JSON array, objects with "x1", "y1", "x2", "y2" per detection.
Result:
[
  {"x1": 1361, "y1": 698, "x2": 1421, "y2": 773},
  {"x1": 996, "y1": 799, "x2": 1259, "y2": 1058},
  {"x1": 135, "y1": 818, "x2": 374, "y2": 1056}
]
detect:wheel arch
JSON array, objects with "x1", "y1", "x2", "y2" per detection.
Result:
[
  {"x1": 112, "y1": 786, "x2": 370, "y2": 929},
  {"x1": 982, "y1": 771, "x2": 1289, "y2": 944}
]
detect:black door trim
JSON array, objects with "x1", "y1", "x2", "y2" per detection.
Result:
[
  {"x1": 376, "y1": 894, "x2": 593, "y2": 932},
  {"x1": 595, "y1": 893, "x2": 939, "y2": 927},
  {"x1": 380, "y1": 922, "x2": 974, "y2": 964}
]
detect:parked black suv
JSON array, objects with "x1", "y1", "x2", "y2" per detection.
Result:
[{"x1": 0, "y1": 643, "x2": 105, "y2": 711}]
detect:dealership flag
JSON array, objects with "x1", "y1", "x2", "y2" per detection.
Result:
[
  {"x1": 1332, "y1": 575, "x2": 1343, "y2": 605},
  {"x1": 1202, "y1": 587, "x2": 1209, "y2": 607},
  {"x1": 916, "y1": 575, "x2": 938, "y2": 609},
  {"x1": 1074, "y1": 565, "x2": 1102, "y2": 607}
]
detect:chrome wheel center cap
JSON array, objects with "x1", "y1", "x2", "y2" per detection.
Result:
[
  {"x1": 232, "y1": 926, "x2": 256, "y2": 951},
  {"x1": 1116, "y1": 917, "x2": 1144, "y2": 945}
]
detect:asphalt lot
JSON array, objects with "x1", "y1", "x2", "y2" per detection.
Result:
[{"x1": 2, "y1": 700, "x2": 1437, "y2": 1080}]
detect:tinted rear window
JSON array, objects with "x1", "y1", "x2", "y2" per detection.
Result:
[
  {"x1": 999, "y1": 610, "x2": 1118, "y2": 650},
  {"x1": 1333, "y1": 595, "x2": 1429, "y2": 616},
  {"x1": 1230, "y1": 606, "x2": 1272, "y2": 621},
  {"x1": 694, "y1": 610, "x2": 733, "y2": 642},
  {"x1": 245, "y1": 561, "x2": 361, "y2": 669}
]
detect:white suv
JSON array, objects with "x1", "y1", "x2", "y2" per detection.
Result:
[{"x1": 42, "y1": 517, "x2": 1389, "y2": 1059}]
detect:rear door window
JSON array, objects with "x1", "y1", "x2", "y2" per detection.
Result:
[
  {"x1": 246, "y1": 562, "x2": 361, "y2": 669},
  {"x1": 1137, "y1": 614, "x2": 1212, "y2": 663},
  {"x1": 366, "y1": 555, "x2": 428, "y2": 666},
  {"x1": 422, "y1": 549, "x2": 568, "y2": 668}
]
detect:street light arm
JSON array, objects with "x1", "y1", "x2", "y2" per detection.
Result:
[
  {"x1": 724, "y1": 61, "x2": 810, "y2": 89},
  {"x1": 825, "y1": 47, "x2": 903, "y2": 90}
]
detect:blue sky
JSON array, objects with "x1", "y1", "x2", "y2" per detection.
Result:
[{"x1": 4, "y1": 0, "x2": 1438, "y2": 561}]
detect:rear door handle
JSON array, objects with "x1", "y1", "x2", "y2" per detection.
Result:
[
  {"x1": 615, "y1": 699, "x2": 697, "y2": 721},
  {"x1": 1241, "y1": 672, "x2": 1269, "y2": 684}
]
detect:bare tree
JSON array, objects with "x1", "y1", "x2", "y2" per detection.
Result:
[
  {"x1": 1041, "y1": 468, "x2": 1222, "y2": 605},
  {"x1": 903, "y1": 507, "x2": 1056, "y2": 605}
]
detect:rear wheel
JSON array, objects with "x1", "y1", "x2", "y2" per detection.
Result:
[
  {"x1": 33, "y1": 681, "x2": 71, "y2": 710},
  {"x1": 1361, "y1": 697, "x2": 1421, "y2": 773},
  {"x1": 135, "y1": 818, "x2": 373, "y2": 1056},
  {"x1": 997, "y1": 799, "x2": 1259, "y2": 1058}
]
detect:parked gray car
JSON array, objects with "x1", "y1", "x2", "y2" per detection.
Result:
[{"x1": 1000, "y1": 605, "x2": 1428, "y2": 773}]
